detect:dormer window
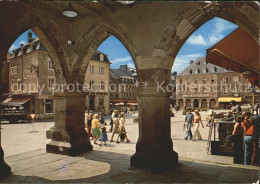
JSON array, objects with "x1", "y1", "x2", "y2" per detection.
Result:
[
  {"x1": 203, "y1": 68, "x2": 208, "y2": 73},
  {"x1": 195, "y1": 69, "x2": 200, "y2": 74},
  {"x1": 211, "y1": 67, "x2": 217, "y2": 72},
  {"x1": 100, "y1": 54, "x2": 104, "y2": 61}
]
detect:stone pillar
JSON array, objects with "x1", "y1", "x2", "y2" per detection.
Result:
[
  {"x1": 47, "y1": 92, "x2": 92, "y2": 156},
  {"x1": 0, "y1": 146, "x2": 11, "y2": 178},
  {"x1": 130, "y1": 87, "x2": 178, "y2": 170}
]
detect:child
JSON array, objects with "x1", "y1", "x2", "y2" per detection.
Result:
[
  {"x1": 120, "y1": 126, "x2": 126, "y2": 142},
  {"x1": 99, "y1": 127, "x2": 108, "y2": 146}
]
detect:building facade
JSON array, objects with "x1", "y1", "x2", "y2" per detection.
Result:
[
  {"x1": 110, "y1": 65, "x2": 137, "y2": 105},
  {"x1": 4, "y1": 32, "x2": 111, "y2": 117},
  {"x1": 84, "y1": 51, "x2": 110, "y2": 114},
  {"x1": 176, "y1": 57, "x2": 256, "y2": 110},
  {"x1": 6, "y1": 32, "x2": 56, "y2": 118}
]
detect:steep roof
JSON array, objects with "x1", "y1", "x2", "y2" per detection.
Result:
[
  {"x1": 10, "y1": 39, "x2": 110, "y2": 64},
  {"x1": 178, "y1": 57, "x2": 232, "y2": 76},
  {"x1": 110, "y1": 66, "x2": 137, "y2": 80}
]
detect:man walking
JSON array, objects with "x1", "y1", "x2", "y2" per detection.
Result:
[{"x1": 184, "y1": 108, "x2": 194, "y2": 140}]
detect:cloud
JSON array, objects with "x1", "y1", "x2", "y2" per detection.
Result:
[
  {"x1": 186, "y1": 18, "x2": 237, "y2": 47},
  {"x1": 127, "y1": 63, "x2": 135, "y2": 69},
  {"x1": 110, "y1": 56, "x2": 132, "y2": 64},
  {"x1": 171, "y1": 53, "x2": 204, "y2": 74},
  {"x1": 187, "y1": 34, "x2": 207, "y2": 46}
]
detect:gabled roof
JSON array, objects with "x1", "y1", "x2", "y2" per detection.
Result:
[{"x1": 178, "y1": 57, "x2": 232, "y2": 76}]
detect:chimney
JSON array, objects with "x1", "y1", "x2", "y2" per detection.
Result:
[
  {"x1": 190, "y1": 60, "x2": 194, "y2": 64},
  {"x1": 28, "y1": 31, "x2": 33, "y2": 43},
  {"x1": 120, "y1": 65, "x2": 128, "y2": 70}
]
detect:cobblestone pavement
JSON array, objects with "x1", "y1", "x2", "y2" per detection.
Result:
[{"x1": 1, "y1": 110, "x2": 259, "y2": 183}]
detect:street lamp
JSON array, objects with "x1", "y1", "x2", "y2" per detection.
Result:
[{"x1": 62, "y1": 3, "x2": 79, "y2": 18}]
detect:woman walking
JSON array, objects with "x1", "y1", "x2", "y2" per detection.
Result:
[
  {"x1": 110, "y1": 113, "x2": 120, "y2": 142},
  {"x1": 192, "y1": 110, "x2": 204, "y2": 141},
  {"x1": 91, "y1": 114, "x2": 101, "y2": 144},
  {"x1": 119, "y1": 113, "x2": 130, "y2": 143}
]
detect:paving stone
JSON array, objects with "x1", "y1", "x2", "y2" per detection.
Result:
[
  {"x1": 217, "y1": 170, "x2": 259, "y2": 183},
  {"x1": 5, "y1": 149, "x2": 46, "y2": 163},
  {"x1": 106, "y1": 171, "x2": 137, "y2": 183}
]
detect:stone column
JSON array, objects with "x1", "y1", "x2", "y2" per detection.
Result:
[
  {"x1": 47, "y1": 92, "x2": 92, "y2": 156},
  {"x1": 130, "y1": 86, "x2": 178, "y2": 170},
  {"x1": 0, "y1": 145, "x2": 11, "y2": 178}
]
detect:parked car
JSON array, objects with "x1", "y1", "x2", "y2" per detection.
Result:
[{"x1": 0, "y1": 106, "x2": 28, "y2": 123}]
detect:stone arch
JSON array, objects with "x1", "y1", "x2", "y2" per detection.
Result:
[
  {"x1": 178, "y1": 99, "x2": 184, "y2": 107},
  {"x1": 201, "y1": 99, "x2": 208, "y2": 108},
  {"x1": 210, "y1": 98, "x2": 217, "y2": 108},
  {"x1": 72, "y1": 23, "x2": 138, "y2": 84},
  {"x1": 154, "y1": 2, "x2": 259, "y2": 72},
  {"x1": 0, "y1": 12, "x2": 67, "y2": 84},
  {"x1": 194, "y1": 99, "x2": 199, "y2": 108}
]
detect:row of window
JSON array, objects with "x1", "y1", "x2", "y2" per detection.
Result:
[
  {"x1": 10, "y1": 60, "x2": 54, "y2": 76},
  {"x1": 89, "y1": 66, "x2": 105, "y2": 75},
  {"x1": 89, "y1": 81, "x2": 105, "y2": 90},
  {"x1": 179, "y1": 76, "x2": 240, "y2": 84},
  {"x1": 110, "y1": 92, "x2": 136, "y2": 98},
  {"x1": 187, "y1": 67, "x2": 218, "y2": 74}
]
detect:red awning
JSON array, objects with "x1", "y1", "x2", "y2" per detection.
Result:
[
  {"x1": 206, "y1": 27, "x2": 260, "y2": 75},
  {"x1": 0, "y1": 97, "x2": 31, "y2": 106}
]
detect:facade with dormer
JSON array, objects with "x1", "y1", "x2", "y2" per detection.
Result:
[{"x1": 176, "y1": 57, "x2": 256, "y2": 109}]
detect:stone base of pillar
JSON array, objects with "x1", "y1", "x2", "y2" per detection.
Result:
[
  {"x1": 130, "y1": 151, "x2": 178, "y2": 170},
  {"x1": 46, "y1": 92, "x2": 93, "y2": 156},
  {"x1": 0, "y1": 146, "x2": 11, "y2": 178},
  {"x1": 47, "y1": 140, "x2": 92, "y2": 156}
]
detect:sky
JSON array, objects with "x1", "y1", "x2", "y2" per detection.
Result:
[{"x1": 9, "y1": 17, "x2": 238, "y2": 73}]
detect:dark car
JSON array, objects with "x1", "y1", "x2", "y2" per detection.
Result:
[{"x1": 0, "y1": 106, "x2": 28, "y2": 123}]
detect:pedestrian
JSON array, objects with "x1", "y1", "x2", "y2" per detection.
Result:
[
  {"x1": 99, "y1": 127, "x2": 108, "y2": 146},
  {"x1": 206, "y1": 107, "x2": 214, "y2": 127},
  {"x1": 230, "y1": 100, "x2": 242, "y2": 121},
  {"x1": 232, "y1": 116, "x2": 244, "y2": 164},
  {"x1": 91, "y1": 114, "x2": 101, "y2": 144},
  {"x1": 87, "y1": 110, "x2": 93, "y2": 139},
  {"x1": 242, "y1": 112, "x2": 254, "y2": 165},
  {"x1": 192, "y1": 110, "x2": 204, "y2": 141},
  {"x1": 110, "y1": 113, "x2": 120, "y2": 142},
  {"x1": 110, "y1": 110, "x2": 118, "y2": 132},
  {"x1": 184, "y1": 108, "x2": 194, "y2": 140},
  {"x1": 98, "y1": 112, "x2": 105, "y2": 127},
  {"x1": 119, "y1": 112, "x2": 130, "y2": 142},
  {"x1": 124, "y1": 106, "x2": 128, "y2": 114}
]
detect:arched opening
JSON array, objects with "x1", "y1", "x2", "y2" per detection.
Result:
[
  {"x1": 170, "y1": 15, "x2": 256, "y2": 164},
  {"x1": 81, "y1": 34, "x2": 138, "y2": 148},
  {"x1": 178, "y1": 99, "x2": 184, "y2": 108},
  {"x1": 193, "y1": 99, "x2": 199, "y2": 108},
  {"x1": 0, "y1": 29, "x2": 61, "y2": 157},
  {"x1": 210, "y1": 99, "x2": 217, "y2": 108},
  {"x1": 185, "y1": 99, "x2": 191, "y2": 108},
  {"x1": 201, "y1": 99, "x2": 207, "y2": 109}
]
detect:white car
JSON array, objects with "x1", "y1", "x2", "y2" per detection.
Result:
[{"x1": 241, "y1": 104, "x2": 252, "y2": 110}]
